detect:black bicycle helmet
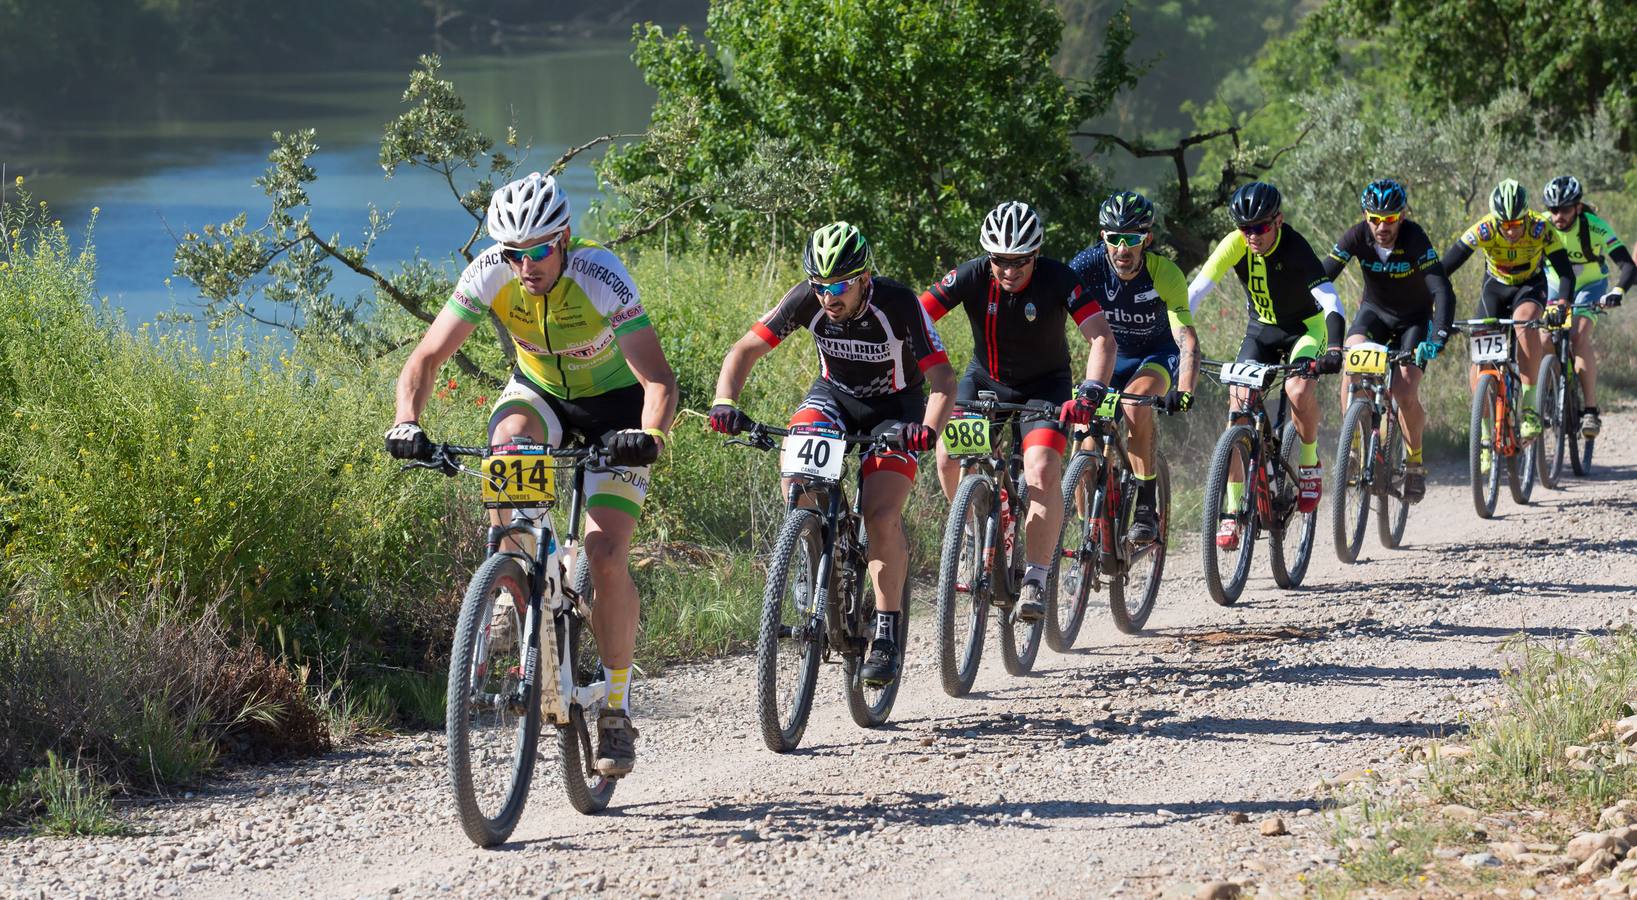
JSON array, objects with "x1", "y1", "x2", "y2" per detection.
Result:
[
  {"x1": 803, "y1": 222, "x2": 871, "y2": 279},
  {"x1": 1489, "y1": 179, "x2": 1530, "y2": 220},
  {"x1": 1542, "y1": 175, "x2": 1583, "y2": 209},
  {"x1": 1359, "y1": 179, "x2": 1408, "y2": 214},
  {"x1": 1229, "y1": 181, "x2": 1282, "y2": 226},
  {"x1": 1098, "y1": 191, "x2": 1156, "y2": 231}
]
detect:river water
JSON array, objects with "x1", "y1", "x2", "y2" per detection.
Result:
[{"x1": 4, "y1": 42, "x2": 654, "y2": 325}]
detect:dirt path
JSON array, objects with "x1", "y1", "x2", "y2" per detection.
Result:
[{"x1": 9, "y1": 405, "x2": 1637, "y2": 900}]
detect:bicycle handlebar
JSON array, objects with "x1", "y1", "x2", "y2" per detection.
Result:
[
  {"x1": 725, "y1": 420, "x2": 897, "y2": 454},
  {"x1": 400, "y1": 440, "x2": 612, "y2": 476}
]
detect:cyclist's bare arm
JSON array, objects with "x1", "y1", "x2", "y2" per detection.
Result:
[
  {"x1": 394, "y1": 307, "x2": 480, "y2": 424},
  {"x1": 923, "y1": 362, "x2": 957, "y2": 433},
  {"x1": 713, "y1": 332, "x2": 775, "y2": 403},
  {"x1": 616, "y1": 326, "x2": 680, "y2": 438},
  {"x1": 1077, "y1": 312, "x2": 1116, "y2": 383},
  {"x1": 1175, "y1": 324, "x2": 1201, "y2": 394}
]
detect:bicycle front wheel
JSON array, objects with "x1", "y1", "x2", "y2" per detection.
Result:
[
  {"x1": 1470, "y1": 372, "x2": 1501, "y2": 519},
  {"x1": 1331, "y1": 399, "x2": 1372, "y2": 564},
  {"x1": 559, "y1": 556, "x2": 615, "y2": 813},
  {"x1": 1536, "y1": 356, "x2": 1565, "y2": 489},
  {"x1": 1048, "y1": 452, "x2": 1096, "y2": 648},
  {"x1": 935, "y1": 474, "x2": 992, "y2": 695},
  {"x1": 1375, "y1": 408, "x2": 1409, "y2": 549},
  {"x1": 756, "y1": 508, "x2": 824, "y2": 751},
  {"x1": 1109, "y1": 455, "x2": 1168, "y2": 633},
  {"x1": 1565, "y1": 368, "x2": 1586, "y2": 477},
  {"x1": 1268, "y1": 421, "x2": 1316, "y2": 589},
  {"x1": 1201, "y1": 424, "x2": 1259, "y2": 606},
  {"x1": 447, "y1": 553, "x2": 541, "y2": 847}
]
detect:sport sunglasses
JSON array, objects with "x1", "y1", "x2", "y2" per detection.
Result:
[
  {"x1": 1102, "y1": 230, "x2": 1149, "y2": 247},
  {"x1": 1365, "y1": 212, "x2": 1405, "y2": 225},
  {"x1": 501, "y1": 242, "x2": 559, "y2": 264},
  {"x1": 810, "y1": 273, "x2": 866, "y2": 297},
  {"x1": 988, "y1": 253, "x2": 1038, "y2": 271},
  {"x1": 1238, "y1": 219, "x2": 1277, "y2": 236}
]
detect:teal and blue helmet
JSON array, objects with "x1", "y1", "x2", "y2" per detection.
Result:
[{"x1": 1360, "y1": 179, "x2": 1408, "y2": 215}]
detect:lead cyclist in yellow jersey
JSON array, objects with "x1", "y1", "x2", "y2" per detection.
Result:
[
  {"x1": 1441, "y1": 179, "x2": 1575, "y2": 441},
  {"x1": 385, "y1": 172, "x2": 678, "y2": 777}
]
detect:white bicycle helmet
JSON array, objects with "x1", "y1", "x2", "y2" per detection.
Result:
[
  {"x1": 486, "y1": 172, "x2": 571, "y2": 245},
  {"x1": 979, "y1": 201, "x2": 1044, "y2": 255}
]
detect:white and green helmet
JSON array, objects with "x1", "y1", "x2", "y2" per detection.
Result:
[
  {"x1": 1489, "y1": 179, "x2": 1530, "y2": 220},
  {"x1": 803, "y1": 222, "x2": 872, "y2": 279}
]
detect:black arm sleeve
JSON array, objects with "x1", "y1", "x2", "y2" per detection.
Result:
[
  {"x1": 1423, "y1": 261, "x2": 1457, "y2": 335},
  {"x1": 1441, "y1": 241, "x2": 1473, "y2": 276},
  {"x1": 1610, "y1": 245, "x2": 1637, "y2": 292},
  {"x1": 1324, "y1": 311, "x2": 1345, "y2": 348},
  {"x1": 1321, "y1": 255, "x2": 1346, "y2": 282},
  {"x1": 1546, "y1": 248, "x2": 1577, "y2": 302}
]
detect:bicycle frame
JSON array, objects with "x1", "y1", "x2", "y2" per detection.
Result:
[
  {"x1": 1345, "y1": 350, "x2": 1414, "y2": 499},
  {"x1": 1071, "y1": 398, "x2": 1161, "y2": 583},
  {"x1": 950, "y1": 396, "x2": 1055, "y2": 601},
  {"x1": 1458, "y1": 319, "x2": 1531, "y2": 459},
  {"x1": 1223, "y1": 372, "x2": 1298, "y2": 528}
]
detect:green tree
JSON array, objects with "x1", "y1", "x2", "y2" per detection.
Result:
[{"x1": 598, "y1": 0, "x2": 1107, "y2": 279}]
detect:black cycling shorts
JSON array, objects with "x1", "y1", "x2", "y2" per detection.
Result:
[
  {"x1": 1348, "y1": 303, "x2": 1428, "y2": 367},
  {"x1": 1476, "y1": 274, "x2": 1547, "y2": 320},
  {"x1": 1235, "y1": 313, "x2": 1325, "y2": 376},
  {"x1": 790, "y1": 379, "x2": 926, "y2": 478},
  {"x1": 954, "y1": 363, "x2": 1069, "y2": 453}
]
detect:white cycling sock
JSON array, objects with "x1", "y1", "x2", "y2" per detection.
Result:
[
  {"x1": 603, "y1": 665, "x2": 630, "y2": 713},
  {"x1": 1024, "y1": 563, "x2": 1049, "y2": 586}
]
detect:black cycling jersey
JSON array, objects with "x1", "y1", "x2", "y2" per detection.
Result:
[
  {"x1": 1067, "y1": 244, "x2": 1192, "y2": 356},
  {"x1": 753, "y1": 277, "x2": 948, "y2": 398},
  {"x1": 1324, "y1": 219, "x2": 1456, "y2": 335},
  {"x1": 1191, "y1": 224, "x2": 1344, "y2": 346},
  {"x1": 919, "y1": 255, "x2": 1102, "y2": 386}
]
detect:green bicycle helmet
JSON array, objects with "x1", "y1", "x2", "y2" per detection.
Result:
[
  {"x1": 1098, "y1": 191, "x2": 1156, "y2": 231},
  {"x1": 1489, "y1": 179, "x2": 1530, "y2": 220},
  {"x1": 803, "y1": 222, "x2": 871, "y2": 280}
]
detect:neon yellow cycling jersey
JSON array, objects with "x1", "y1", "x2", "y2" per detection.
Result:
[
  {"x1": 445, "y1": 238, "x2": 651, "y2": 399},
  {"x1": 1457, "y1": 212, "x2": 1566, "y2": 285},
  {"x1": 1550, "y1": 210, "x2": 1626, "y2": 290}
]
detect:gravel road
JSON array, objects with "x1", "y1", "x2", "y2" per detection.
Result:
[{"x1": 8, "y1": 406, "x2": 1636, "y2": 899}]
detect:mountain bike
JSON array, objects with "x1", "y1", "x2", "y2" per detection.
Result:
[
  {"x1": 1539, "y1": 297, "x2": 1619, "y2": 481},
  {"x1": 403, "y1": 439, "x2": 617, "y2": 848},
  {"x1": 726, "y1": 421, "x2": 910, "y2": 752},
  {"x1": 1199, "y1": 358, "x2": 1320, "y2": 606},
  {"x1": 1454, "y1": 317, "x2": 1546, "y2": 518},
  {"x1": 1055, "y1": 392, "x2": 1171, "y2": 639},
  {"x1": 931, "y1": 394, "x2": 1056, "y2": 696},
  {"x1": 1331, "y1": 343, "x2": 1416, "y2": 563}
]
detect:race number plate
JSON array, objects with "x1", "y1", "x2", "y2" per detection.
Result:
[
  {"x1": 1468, "y1": 331, "x2": 1511, "y2": 363},
  {"x1": 1093, "y1": 393, "x2": 1120, "y2": 420},
  {"x1": 940, "y1": 415, "x2": 992, "y2": 457},
  {"x1": 780, "y1": 430, "x2": 847, "y2": 481},
  {"x1": 482, "y1": 443, "x2": 556, "y2": 507},
  {"x1": 1344, "y1": 342, "x2": 1389, "y2": 375},
  {"x1": 1219, "y1": 361, "x2": 1275, "y2": 389}
]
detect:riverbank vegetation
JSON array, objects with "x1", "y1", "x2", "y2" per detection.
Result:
[{"x1": 4, "y1": 0, "x2": 1637, "y2": 824}]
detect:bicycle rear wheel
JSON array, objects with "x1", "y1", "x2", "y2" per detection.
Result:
[
  {"x1": 1375, "y1": 406, "x2": 1409, "y2": 549},
  {"x1": 998, "y1": 481, "x2": 1043, "y2": 676},
  {"x1": 1536, "y1": 356, "x2": 1565, "y2": 489},
  {"x1": 559, "y1": 556, "x2": 615, "y2": 813},
  {"x1": 844, "y1": 548, "x2": 908, "y2": 728},
  {"x1": 1201, "y1": 424, "x2": 1259, "y2": 606},
  {"x1": 756, "y1": 508, "x2": 824, "y2": 751},
  {"x1": 447, "y1": 554, "x2": 540, "y2": 847},
  {"x1": 1331, "y1": 399, "x2": 1372, "y2": 564},
  {"x1": 935, "y1": 474, "x2": 992, "y2": 694},
  {"x1": 1269, "y1": 421, "x2": 1316, "y2": 589},
  {"x1": 1565, "y1": 369, "x2": 1585, "y2": 477},
  {"x1": 1108, "y1": 455, "x2": 1167, "y2": 633},
  {"x1": 1046, "y1": 453, "x2": 1095, "y2": 650},
  {"x1": 1470, "y1": 373, "x2": 1501, "y2": 519}
]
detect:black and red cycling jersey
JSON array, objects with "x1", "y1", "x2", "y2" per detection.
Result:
[
  {"x1": 751, "y1": 277, "x2": 948, "y2": 398},
  {"x1": 919, "y1": 256, "x2": 1103, "y2": 386}
]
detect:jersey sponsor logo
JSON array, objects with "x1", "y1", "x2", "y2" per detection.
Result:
[
  {"x1": 1530, "y1": 220, "x2": 1547, "y2": 238},
  {"x1": 813, "y1": 336, "x2": 894, "y2": 363},
  {"x1": 941, "y1": 269, "x2": 957, "y2": 287},
  {"x1": 1362, "y1": 260, "x2": 1413, "y2": 276},
  {"x1": 604, "y1": 467, "x2": 650, "y2": 491},
  {"x1": 452, "y1": 292, "x2": 486, "y2": 317},
  {"x1": 507, "y1": 301, "x2": 537, "y2": 324},
  {"x1": 515, "y1": 337, "x2": 547, "y2": 354},
  {"x1": 1245, "y1": 253, "x2": 1277, "y2": 323},
  {"x1": 1476, "y1": 222, "x2": 1493, "y2": 241},
  {"x1": 1105, "y1": 306, "x2": 1161, "y2": 327},
  {"x1": 1024, "y1": 302, "x2": 1037, "y2": 322},
  {"x1": 553, "y1": 330, "x2": 616, "y2": 360},
  {"x1": 608, "y1": 305, "x2": 646, "y2": 329},
  {"x1": 569, "y1": 256, "x2": 637, "y2": 306}
]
